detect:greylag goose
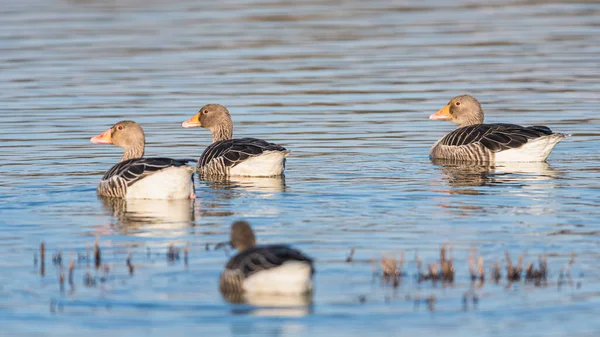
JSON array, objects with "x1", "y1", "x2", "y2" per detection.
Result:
[
  {"x1": 91, "y1": 120, "x2": 195, "y2": 199},
  {"x1": 181, "y1": 104, "x2": 289, "y2": 177},
  {"x1": 429, "y1": 95, "x2": 568, "y2": 162},
  {"x1": 219, "y1": 221, "x2": 314, "y2": 295}
]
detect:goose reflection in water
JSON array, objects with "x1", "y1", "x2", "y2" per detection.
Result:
[
  {"x1": 225, "y1": 292, "x2": 313, "y2": 317},
  {"x1": 431, "y1": 159, "x2": 561, "y2": 192},
  {"x1": 100, "y1": 197, "x2": 195, "y2": 236},
  {"x1": 201, "y1": 175, "x2": 287, "y2": 194}
]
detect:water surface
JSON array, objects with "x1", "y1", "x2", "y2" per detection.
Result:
[{"x1": 1, "y1": 0, "x2": 600, "y2": 336}]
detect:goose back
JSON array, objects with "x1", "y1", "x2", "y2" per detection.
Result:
[
  {"x1": 431, "y1": 123, "x2": 566, "y2": 162},
  {"x1": 219, "y1": 244, "x2": 314, "y2": 294},
  {"x1": 198, "y1": 138, "x2": 288, "y2": 176},
  {"x1": 98, "y1": 158, "x2": 195, "y2": 198}
]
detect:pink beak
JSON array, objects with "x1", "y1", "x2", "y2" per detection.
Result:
[
  {"x1": 429, "y1": 104, "x2": 452, "y2": 121},
  {"x1": 90, "y1": 128, "x2": 113, "y2": 144},
  {"x1": 182, "y1": 114, "x2": 202, "y2": 128}
]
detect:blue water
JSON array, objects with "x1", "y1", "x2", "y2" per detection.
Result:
[{"x1": 1, "y1": 1, "x2": 599, "y2": 336}]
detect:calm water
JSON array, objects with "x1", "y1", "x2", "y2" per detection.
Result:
[{"x1": 1, "y1": 0, "x2": 600, "y2": 336}]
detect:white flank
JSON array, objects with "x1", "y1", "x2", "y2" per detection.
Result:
[
  {"x1": 242, "y1": 261, "x2": 313, "y2": 294},
  {"x1": 229, "y1": 150, "x2": 289, "y2": 177},
  {"x1": 495, "y1": 135, "x2": 567, "y2": 162},
  {"x1": 125, "y1": 166, "x2": 195, "y2": 199}
]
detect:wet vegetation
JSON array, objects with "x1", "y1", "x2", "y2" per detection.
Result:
[
  {"x1": 39, "y1": 239, "x2": 583, "y2": 309},
  {"x1": 29, "y1": 238, "x2": 588, "y2": 319}
]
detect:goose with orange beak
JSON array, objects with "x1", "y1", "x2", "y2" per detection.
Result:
[
  {"x1": 182, "y1": 104, "x2": 289, "y2": 177},
  {"x1": 429, "y1": 95, "x2": 568, "y2": 162},
  {"x1": 91, "y1": 120, "x2": 195, "y2": 199}
]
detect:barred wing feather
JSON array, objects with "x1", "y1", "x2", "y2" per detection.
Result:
[
  {"x1": 225, "y1": 245, "x2": 314, "y2": 278},
  {"x1": 440, "y1": 123, "x2": 554, "y2": 152},
  {"x1": 102, "y1": 158, "x2": 194, "y2": 186},
  {"x1": 199, "y1": 138, "x2": 287, "y2": 169}
]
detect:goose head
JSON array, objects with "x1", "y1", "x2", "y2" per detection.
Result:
[
  {"x1": 430, "y1": 94, "x2": 484, "y2": 127},
  {"x1": 229, "y1": 220, "x2": 257, "y2": 252},
  {"x1": 91, "y1": 120, "x2": 145, "y2": 161},
  {"x1": 182, "y1": 104, "x2": 234, "y2": 142}
]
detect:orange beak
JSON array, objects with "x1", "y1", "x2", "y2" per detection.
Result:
[
  {"x1": 182, "y1": 113, "x2": 201, "y2": 128},
  {"x1": 90, "y1": 128, "x2": 113, "y2": 144},
  {"x1": 429, "y1": 104, "x2": 452, "y2": 121}
]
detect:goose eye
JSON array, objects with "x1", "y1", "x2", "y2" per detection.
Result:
[
  {"x1": 117, "y1": 125, "x2": 123, "y2": 130},
  {"x1": 455, "y1": 102, "x2": 461, "y2": 106},
  {"x1": 203, "y1": 109, "x2": 209, "y2": 114}
]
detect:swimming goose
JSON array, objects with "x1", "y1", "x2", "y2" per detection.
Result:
[
  {"x1": 181, "y1": 104, "x2": 289, "y2": 177},
  {"x1": 91, "y1": 120, "x2": 195, "y2": 199},
  {"x1": 219, "y1": 221, "x2": 314, "y2": 295},
  {"x1": 429, "y1": 95, "x2": 568, "y2": 162}
]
